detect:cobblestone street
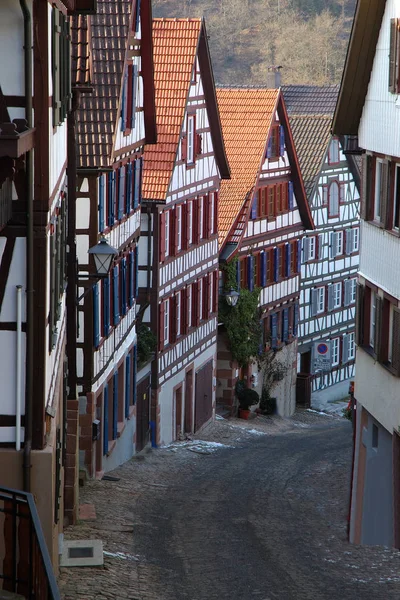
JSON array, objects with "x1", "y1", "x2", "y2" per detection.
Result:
[{"x1": 59, "y1": 411, "x2": 400, "y2": 599}]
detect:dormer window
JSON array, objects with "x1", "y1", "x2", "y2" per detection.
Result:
[
  {"x1": 266, "y1": 125, "x2": 285, "y2": 159},
  {"x1": 187, "y1": 115, "x2": 195, "y2": 164}
]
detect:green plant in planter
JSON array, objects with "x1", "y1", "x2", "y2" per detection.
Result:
[
  {"x1": 238, "y1": 387, "x2": 259, "y2": 411},
  {"x1": 137, "y1": 322, "x2": 157, "y2": 365},
  {"x1": 259, "y1": 387, "x2": 277, "y2": 415}
]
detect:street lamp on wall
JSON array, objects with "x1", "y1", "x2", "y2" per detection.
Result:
[
  {"x1": 76, "y1": 237, "x2": 118, "y2": 303},
  {"x1": 225, "y1": 288, "x2": 240, "y2": 307}
]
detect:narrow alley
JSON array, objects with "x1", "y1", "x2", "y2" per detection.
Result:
[{"x1": 59, "y1": 412, "x2": 400, "y2": 600}]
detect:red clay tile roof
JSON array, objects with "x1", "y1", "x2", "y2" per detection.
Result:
[
  {"x1": 75, "y1": 0, "x2": 132, "y2": 169},
  {"x1": 142, "y1": 18, "x2": 202, "y2": 200},
  {"x1": 71, "y1": 15, "x2": 92, "y2": 88},
  {"x1": 216, "y1": 88, "x2": 279, "y2": 247}
]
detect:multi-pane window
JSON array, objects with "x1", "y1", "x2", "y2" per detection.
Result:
[
  {"x1": 49, "y1": 198, "x2": 67, "y2": 347},
  {"x1": 333, "y1": 282, "x2": 342, "y2": 309},
  {"x1": 52, "y1": 7, "x2": 71, "y2": 127},
  {"x1": 393, "y1": 165, "x2": 400, "y2": 230},
  {"x1": 209, "y1": 274, "x2": 213, "y2": 314},
  {"x1": 165, "y1": 210, "x2": 170, "y2": 259},
  {"x1": 337, "y1": 231, "x2": 344, "y2": 255},
  {"x1": 198, "y1": 278, "x2": 203, "y2": 321},
  {"x1": 370, "y1": 291, "x2": 377, "y2": 348},
  {"x1": 164, "y1": 298, "x2": 170, "y2": 346},
  {"x1": 330, "y1": 231, "x2": 344, "y2": 258},
  {"x1": 345, "y1": 278, "x2": 357, "y2": 306},
  {"x1": 187, "y1": 115, "x2": 195, "y2": 164},
  {"x1": 374, "y1": 159, "x2": 383, "y2": 221},
  {"x1": 332, "y1": 337, "x2": 340, "y2": 366},
  {"x1": 199, "y1": 197, "x2": 204, "y2": 240},
  {"x1": 188, "y1": 200, "x2": 193, "y2": 244},
  {"x1": 210, "y1": 193, "x2": 215, "y2": 234},
  {"x1": 187, "y1": 284, "x2": 192, "y2": 328},
  {"x1": 311, "y1": 287, "x2": 325, "y2": 315},
  {"x1": 348, "y1": 332, "x2": 355, "y2": 360},
  {"x1": 309, "y1": 236, "x2": 316, "y2": 261}
]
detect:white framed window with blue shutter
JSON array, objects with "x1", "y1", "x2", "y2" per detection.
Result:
[
  {"x1": 118, "y1": 166, "x2": 125, "y2": 220},
  {"x1": 235, "y1": 260, "x2": 241, "y2": 289},
  {"x1": 133, "y1": 159, "x2": 141, "y2": 209},
  {"x1": 128, "y1": 251, "x2": 134, "y2": 307},
  {"x1": 318, "y1": 233, "x2": 324, "y2": 259},
  {"x1": 271, "y1": 313, "x2": 278, "y2": 349},
  {"x1": 293, "y1": 303, "x2": 299, "y2": 337},
  {"x1": 99, "y1": 175, "x2": 105, "y2": 232},
  {"x1": 134, "y1": 245, "x2": 139, "y2": 297},
  {"x1": 113, "y1": 265, "x2": 120, "y2": 325},
  {"x1": 247, "y1": 255, "x2": 254, "y2": 291},
  {"x1": 297, "y1": 239, "x2": 301, "y2": 273},
  {"x1": 279, "y1": 125, "x2": 285, "y2": 156},
  {"x1": 112, "y1": 371, "x2": 118, "y2": 439},
  {"x1": 288, "y1": 181, "x2": 294, "y2": 210},
  {"x1": 273, "y1": 247, "x2": 279, "y2": 282},
  {"x1": 134, "y1": 0, "x2": 141, "y2": 33},
  {"x1": 283, "y1": 308, "x2": 289, "y2": 342},
  {"x1": 302, "y1": 237, "x2": 310, "y2": 263},
  {"x1": 93, "y1": 283, "x2": 100, "y2": 348},
  {"x1": 108, "y1": 171, "x2": 115, "y2": 227},
  {"x1": 103, "y1": 277, "x2": 110, "y2": 335},
  {"x1": 126, "y1": 162, "x2": 132, "y2": 213},
  {"x1": 260, "y1": 251, "x2": 267, "y2": 287},
  {"x1": 125, "y1": 354, "x2": 131, "y2": 419},
  {"x1": 330, "y1": 232, "x2": 337, "y2": 258},
  {"x1": 285, "y1": 243, "x2": 291, "y2": 277},
  {"x1": 342, "y1": 333, "x2": 349, "y2": 364},
  {"x1": 327, "y1": 284, "x2": 334, "y2": 312},
  {"x1": 121, "y1": 258, "x2": 127, "y2": 316}
]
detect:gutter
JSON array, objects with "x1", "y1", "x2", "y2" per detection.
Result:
[{"x1": 19, "y1": 0, "x2": 33, "y2": 493}]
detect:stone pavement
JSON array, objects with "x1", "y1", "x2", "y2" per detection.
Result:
[{"x1": 59, "y1": 409, "x2": 400, "y2": 599}]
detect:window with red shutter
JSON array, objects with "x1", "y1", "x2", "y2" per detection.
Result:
[
  {"x1": 159, "y1": 302, "x2": 165, "y2": 351},
  {"x1": 159, "y1": 211, "x2": 166, "y2": 262},
  {"x1": 213, "y1": 270, "x2": 219, "y2": 313},
  {"x1": 204, "y1": 275, "x2": 210, "y2": 318},
  {"x1": 196, "y1": 132, "x2": 202, "y2": 157},
  {"x1": 193, "y1": 198, "x2": 200, "y2": 244},
  {"x1": 199, "y1": 197, "x2": 204, "y2": 240},
  {"x1": 170, "y1": 295, "x2": 177, "y2": 344},
  {"x1": 186, "y1": 284, "x2": 192, "y2": 331},
  {"x1": 187, "y1": 115, "x2": 195, "y2": 164},
  {"x1": 181, "y1": 135, "x2": 188, "y2": 162},
  {"x1": 187, "y1": 200, "x2": 193, "y2": 245},
  {"x1": 268, "y1": 187, "x2": 275, "y2": 218},
  {"x1": 206, "y1": 193, "x2": 213, "y2": 238},
  {"x1": 198, "y1": 278, "x2": 203, "y2": 321},
  {"x1": 126, "y1": 64, "x2": 133, "y2": 130},
  {"x1": 214, "y1": 191, "x2": 218, "y2": 234}
]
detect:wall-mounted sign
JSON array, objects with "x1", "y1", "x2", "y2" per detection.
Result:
[{"x1": 312, "y1": 341, "x2": 332, "y2": 373}]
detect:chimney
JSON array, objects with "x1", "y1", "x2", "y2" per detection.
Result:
[{"x1": 266, "y1": 66, "x2": 282, "y2": 89}]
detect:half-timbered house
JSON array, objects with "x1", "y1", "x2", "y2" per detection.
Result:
[
  {"x1": 73, "y1": 0, "x2": 156, "y2": 476},
  {"x1": 333, "y1": 0, "x2": 400, "y2": 548},
  {"x1": 0, "y1": 0, "x2": 94, "y2": 570},
  {"x1": 138, "y1": 18, "x2": 230, "y2": 446},
  {"x1": 282, "y1": 85, "x2": 361, "y2": 405},
  {"x1": 216, "y1": 87, "x2": 313, "y2": 416}
]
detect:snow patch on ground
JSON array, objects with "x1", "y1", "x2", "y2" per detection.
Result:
[
  {"x1": 163, "y1": 440, "x2": 234, "y2": 453},
  {"x1": 307, "y1": 409, "x2": 335, "y2": 418}
]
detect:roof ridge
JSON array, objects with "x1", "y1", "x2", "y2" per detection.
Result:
[
  {"x1": 153, "y1": 17, "x2": 202, "y2": 22},
  {"x1": 216, "y1": 84, "x2": 279, "y2": 91}
]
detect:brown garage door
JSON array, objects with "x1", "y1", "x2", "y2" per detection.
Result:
[{"x1": 194, "y1": 360, "x2": 213, "y2": 432}]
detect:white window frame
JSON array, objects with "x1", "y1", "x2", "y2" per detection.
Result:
[
  {"x1": 187, "y1": 285, "x2": 192, "y2": 328},
  {"x1": 199, "y1": 196, "x2": 204, "y2": 240},
  {"x1": 350, "y1": 278, "x2": 357, "y2": 305},
  {"x1": 209, "y1": 274, "x2": 213, "y2": 314},
  {"x1": 353, "y1": 227, "x2": 359, "y2": 252},
  {"x1": 188, "y1": 200, "x2": 193, "y2": 245},
  {"x1": 332, "y1": 337, "x2": 340, "y2": 367},
  {"x1": 165, "y1": 210, "x2": 170, "y2": 259},
  {"x1": 333, "y1": 282, "x2": 342, "y2": 309},
  {"x1": 348, "y1": 332, "x2": 355, "y2": 360},
  {"x1": 210, "y1": 193, "x2": 215, "y2": 235},
  {"x1": 164, "y1": 298, "x2": 170, "y2": 346},
  {"x1": 336, "y1": 231, "x2": 344, "y2": 256},
  {"x1": 374, "y1": 159, "x2": 383, "y2": 222},
  {"x1": 308, "y1": 236, "x2": 316, "y2": 261},
  {"x1": 176, "y1": 291, "x2": 181, "y2": 337},
  {"x1": 176, "y1": 205, "x2": 182, "y2": 253},
  {"x1": 393, "y1": 164, "x2": 400, "y2": 231},
  {"x1": 317, "y1": 287, "x2": 325, "y2": 314},
  {"x1": 198, "y1": 278, "x2": 203, "y2": 320},
  {"x1": 370, "y1": 291, "x2": 376, "y2": 348},
  {"x1": 187, "y1": 115, "x2": 195, "y2": 164}
]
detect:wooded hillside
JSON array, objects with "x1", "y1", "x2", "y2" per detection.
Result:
[{"x1": 153, "y1": 0, "x2": 356, "y2": 86}]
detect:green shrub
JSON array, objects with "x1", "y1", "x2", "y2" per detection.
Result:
[{"x1": 238, "y1": 388, "x2": 259, "y2": 410}]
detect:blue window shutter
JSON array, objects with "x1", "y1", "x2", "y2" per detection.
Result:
[
  {"x1": 128, "y1": 251, "x2": 134, "y2": 307},
  {"x1": 103, "y1": 277, "x2": 110, "y2": 335},
  {"x1": 267, "y1": 136, "x2": 273, "y2": 158},
  {"x1": 103, "y1": 384, "x2": 108, "y2": 455},
  {"x1": 297, "y1": 239, "x2": 302, "y2": 273},
  {"x1": 125, "y1": 354, "x2": 131, "y2": 419},
  {"x1": 285, "y1": 243, "x2": 291, "y2": 277},
  {"x1": 283, "y1": 308, "x2": 289, "y2": 342},
  {"x1": 271, "y1": 313, "x2": 278, "y2": 349},
  {"x1": 118, "y1": 166, "x2": 125, "y2": 220},
  {"x1": 134, "y1": 245, "x2": 139, "y2": 297},
  {"x1": 93, "y1": 284, "x2": 100, "y2": 347},
  {"x1": 121, "y1": 70, "x2": 128, "y2": 131},
  {"x1": 288, "y1": 182, "x2": 294, "y2": 210},
  {"x1": 236, "y1": 260, "x2": 241, "y2": 289},
  {"x1": 121, "y1": 258, "x2": 127, "y2": 316},
  {"x1": 131, "y1": 65, "x2": 137, "y2": 129},
  {"x1": 113, "y1": 371, "x2": 118, "y2": 439},
  {"x1": 247, "y1": 255, "x2": 254, "y2": 291},
  {"x1": 135, "y1": 0, "x2": 141, "y2": 32},
  {"x1": 133, "y1": 159, "x2": 141, "y2": 209},
  {"x1": 139, "y1": 157, "x2": 143, "y2": 204},
  {"x1": 273, "y1": 247, "x2": 279, "y2": 282},
  {"x1": 293, "y1": 303, "x2": 299, "y2": 337},
  {"x1": 113, "y1": 265, "x2": 120, "y2": 325},
  {"x1": 260, "y1": 251, "x2": 267, "y2": 287},
  {"x1": 99, "y1": 175, "x2": 105, "y2": 232},
  {"x1": 280, "y1": 125, "x2": 285, "y2": 156},
  {"x1": 251, "y1": 196, "x2": 257, "y2": 219},
  {"x1": 133, "y1": 345, "x2": 137, "y2": 405},
  {"x1": 108, "y1": 172, "x2": 115, "y2": 226},
  {"x1": 126, "y1": 163, "x2": 132, "y2": 213}
]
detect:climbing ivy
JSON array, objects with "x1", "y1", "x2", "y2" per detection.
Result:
[{"x1": 219, "y1": 258, "x2": 261, "y2": 368}]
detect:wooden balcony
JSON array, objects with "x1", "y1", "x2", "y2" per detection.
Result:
[
  {"x1": 0, "y1": 179, "x2": 12, "y2": 232},
  {"x1": 0, "y1": 121, "x2": 35, "y2": 159}
]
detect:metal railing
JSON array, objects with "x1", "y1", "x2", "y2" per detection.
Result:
[
  {"x1": 0, "y1": 178, "x2": 12, "y2": 231},
  {"x1": 0, "y1": 486, "x2": 60, "y2": 599}
]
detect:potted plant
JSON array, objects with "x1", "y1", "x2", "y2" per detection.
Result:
[{"x1": 235, "y1": 382, "x2": 259, "y2": 419}]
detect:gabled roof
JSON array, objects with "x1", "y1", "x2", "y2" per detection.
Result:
[
  {"x1": 142, "y1": 18, "x2": 230, "y2": 201},
  {"x1": 217, "y1": 87, "x2": 313, "y2": 249},
  {"x1": 333, "y1": 0, "x2": 386, "y2": 135},
  {"x1": 282, "y1": 85, "x2": 339, "y2": 199},
  {"x1": 75, "y1": 0, "x2": 156, "y2": 170}
]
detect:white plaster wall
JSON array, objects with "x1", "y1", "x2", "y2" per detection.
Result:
[
  {"x1": 359, "y1": 221, "x2": 400, "y2": 300},
  {"x1": 359, "y1": 0, "x2": 400, "y2": 156},
  {"x1": 0, "y1": 0, "x2": 27, "y2": 102},
  {"x1": 158, "y1": 342, "x2": 216, "y2": 446},
  {"x1": 0, "y1": 330, "x2": 26, "y2": 417},
  {"x1": 355, "y1": 348, "x2": 400, "y2": 434},
  {"x1": 0, "y1": 238, "x2": 26, "y2": 322}
]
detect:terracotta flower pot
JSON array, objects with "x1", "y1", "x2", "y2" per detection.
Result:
[{"x1": 238, "y1": 408, "x2": 251, "y2": 420}]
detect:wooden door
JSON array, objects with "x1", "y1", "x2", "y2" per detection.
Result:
[
  {"x1": 175, "y1": 386, "x2": 182, "y2": 440},
  {"x1": 184, "y1": 369, "x2": 193, "y2": 433},
  {"x1": 296, "y1": 373, "x2": 312, "y2": 407},
  {"x1": 194, "y1": 360, "x2": 213, "y2": 431},
  {"x1": 136, "y1": 375, "x2": 150, "y2": 452}
]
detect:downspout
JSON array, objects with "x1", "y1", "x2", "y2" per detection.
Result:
[
  {"x1": 16, "y1": 285, "x2": 23, "y2": 452},
  {"x1": 19, "y1": 0, "x2": 33, "y2": 492}
]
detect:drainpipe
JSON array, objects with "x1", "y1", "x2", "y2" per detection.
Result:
[
  {"x1": 19, "y1": 0, "x2": 33, "y2": 493},
  {"x1": 16, "y1": 285, "x2": 23, "y2": 452}
]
